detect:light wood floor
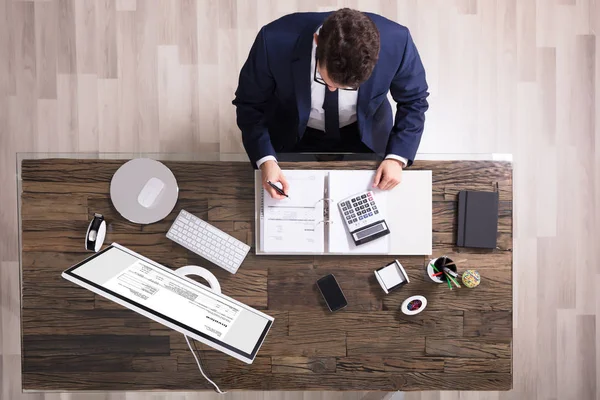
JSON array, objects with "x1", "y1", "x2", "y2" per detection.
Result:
[{"x1": 1, "y1": 0, "x2": 598, "y2": 399}]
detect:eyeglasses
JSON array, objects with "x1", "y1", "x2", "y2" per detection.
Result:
[{"x1": 314, "y1": 56, "x2": 358, "y2": 91}]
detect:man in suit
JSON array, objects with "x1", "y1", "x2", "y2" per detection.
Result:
[{"x1": 233, "y1": 8, "x2": 428, "y2": 199}]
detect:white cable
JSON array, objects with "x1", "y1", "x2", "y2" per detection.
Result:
[{"x1": 184, "y1": 335, "x2": 227, "y2": 394}]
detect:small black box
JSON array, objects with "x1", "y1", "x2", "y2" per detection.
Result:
[{"x1": 457, "y1": 190, "x2": 499, "y2": 249}]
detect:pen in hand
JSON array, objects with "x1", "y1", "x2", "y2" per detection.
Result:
[{"x1": 267, "y1": 180, "x2": 289, "y2": 198}]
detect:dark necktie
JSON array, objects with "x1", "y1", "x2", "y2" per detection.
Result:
[{"x1": 323, "y1": 88, "x2": 340, "y2": 139}]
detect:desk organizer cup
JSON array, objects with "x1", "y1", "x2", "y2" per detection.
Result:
[
  {"x1": 425, "y1": 257, "x2": 457, "y2": 283},
  {"x1": 374, "y1": 260, "x2": 410, "y2": 294}
]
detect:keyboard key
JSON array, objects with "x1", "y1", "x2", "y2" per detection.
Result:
[{"x1": 166, "y1": 210, "x2": 249, "y2": 274}]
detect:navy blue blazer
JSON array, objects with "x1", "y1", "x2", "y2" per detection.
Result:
[{"x1": 233, "y1": 12, "x2": 429, "y2": 167}]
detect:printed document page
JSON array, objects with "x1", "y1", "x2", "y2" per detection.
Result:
[
  {"x1": 71, "y1": 246, "x2": 272, "y2": 355},
  {"x1": 262, "y1": 170, "x2": 326, "y2": 253},
  {"x1": 104, "y1": 259, "x2": 240, "y2": 339}
]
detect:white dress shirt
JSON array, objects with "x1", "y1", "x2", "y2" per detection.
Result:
[
  {"x1": 256, "y1": 28, "x2": 408, "y2": 168},
  {"x1": 307, "y1": 30, "x2": 359, "y2": 131}
]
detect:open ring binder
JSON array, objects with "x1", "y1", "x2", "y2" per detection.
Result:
[{"x1": 254, "y1": 169, "x2": 433, "y2": 255}]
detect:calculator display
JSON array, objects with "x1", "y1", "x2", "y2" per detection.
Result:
[{"x1": 355, "y1": 223, "x2": 386, "y2": 240}]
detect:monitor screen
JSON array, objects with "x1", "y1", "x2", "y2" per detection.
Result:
[{"x1": 63, "y1": 245, "x2": 272, "y2": 361}]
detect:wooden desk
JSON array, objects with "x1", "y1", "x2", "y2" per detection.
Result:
[{"x1": 20, "y1": 158, "x2": 512, "y2": 391}]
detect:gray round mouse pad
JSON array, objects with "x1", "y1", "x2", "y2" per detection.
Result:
[{"x1": 110, "y1": 158, "x2": 179, "y2": 224}]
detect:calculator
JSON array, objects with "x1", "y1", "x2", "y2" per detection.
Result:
[{"x1": 338, "y1": 191, "x2": 390, "y2": 246}]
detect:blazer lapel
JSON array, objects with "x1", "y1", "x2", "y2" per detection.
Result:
[
  {"x1": 357, "y1": 64, "x2": 377, "y2": 127},
  {"x1": 291, "y1": 22, "x2": 321, "y2": 138}
]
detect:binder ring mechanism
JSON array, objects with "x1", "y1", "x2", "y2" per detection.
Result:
[
  {"x1": 314, "y1": 198, "x2": 334, "y2": 207},
  {"x1": 315, "y1": 220, "x2": 334, "y2": 227}
]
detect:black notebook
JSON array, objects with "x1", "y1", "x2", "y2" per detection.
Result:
[{"x1": 457, "y1": 190, "x2": 499, "y2": 249}]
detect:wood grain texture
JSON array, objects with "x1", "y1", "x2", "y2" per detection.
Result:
[
  {"x1": 19, "y1": 158, "x2": 512, "y2": 391},
  {"x1": 271, "y1": 356, "x2": 337, "y2": 374}
]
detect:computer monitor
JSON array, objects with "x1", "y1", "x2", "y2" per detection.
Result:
[{"x1": 62, "y1": 243, "x2": 273, "y2": 364}]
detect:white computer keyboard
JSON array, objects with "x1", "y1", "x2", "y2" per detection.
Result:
[{"x1": 166, "y1": 210, "x2": 250, "y2": 274}]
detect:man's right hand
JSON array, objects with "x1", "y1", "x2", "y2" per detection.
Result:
[{"x1": 260, "y1": 160, "x2": 290, "y2": 200}]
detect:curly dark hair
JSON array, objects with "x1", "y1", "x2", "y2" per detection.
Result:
[{"x1": 316, "y1": 8, "x2": 380, "y2": 88}]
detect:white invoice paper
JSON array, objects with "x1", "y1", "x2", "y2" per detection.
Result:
[
  {"x1": 104, "y1": 260, "x2": 240, "y2": 339},
  {"x1": 262, "y1": 170, "x2": 326, "y2": 253}
]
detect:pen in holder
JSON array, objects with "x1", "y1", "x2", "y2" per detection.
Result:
[{"x1": 425, "y1": 256, "x2": 457, "y2": 284}]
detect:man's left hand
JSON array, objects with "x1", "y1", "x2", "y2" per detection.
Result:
[{"x1": 373, "y1": 159, "x2": 403, "y2": 190}]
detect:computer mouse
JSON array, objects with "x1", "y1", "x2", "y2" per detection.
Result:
[{"x1": 137, "y1": 177, "x2": 165, "y2": 208}]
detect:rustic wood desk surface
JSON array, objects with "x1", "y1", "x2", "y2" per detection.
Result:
[{"x1": 20, "y1": 158, "x2": 513, "y2": 391}]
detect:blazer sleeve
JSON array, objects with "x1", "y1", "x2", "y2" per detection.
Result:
[
  {"x1": 232, "y1": 28, "x2": 276, "y2": 168},
  {"x1": 386, "y1": 30, "x2": 429, "y2": 167}
]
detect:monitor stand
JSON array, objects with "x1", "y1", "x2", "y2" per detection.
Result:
[{"x1": 174, "y1": 265, "x2": 221, "y2": 294}]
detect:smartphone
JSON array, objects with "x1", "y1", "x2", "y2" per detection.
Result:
[{"x1": 316, "y1": 274, "x2": 348, "y2": 312}]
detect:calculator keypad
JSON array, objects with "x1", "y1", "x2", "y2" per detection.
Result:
[{"x1": 338, "y1": 191, "x2": 380, "y2": 229}]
